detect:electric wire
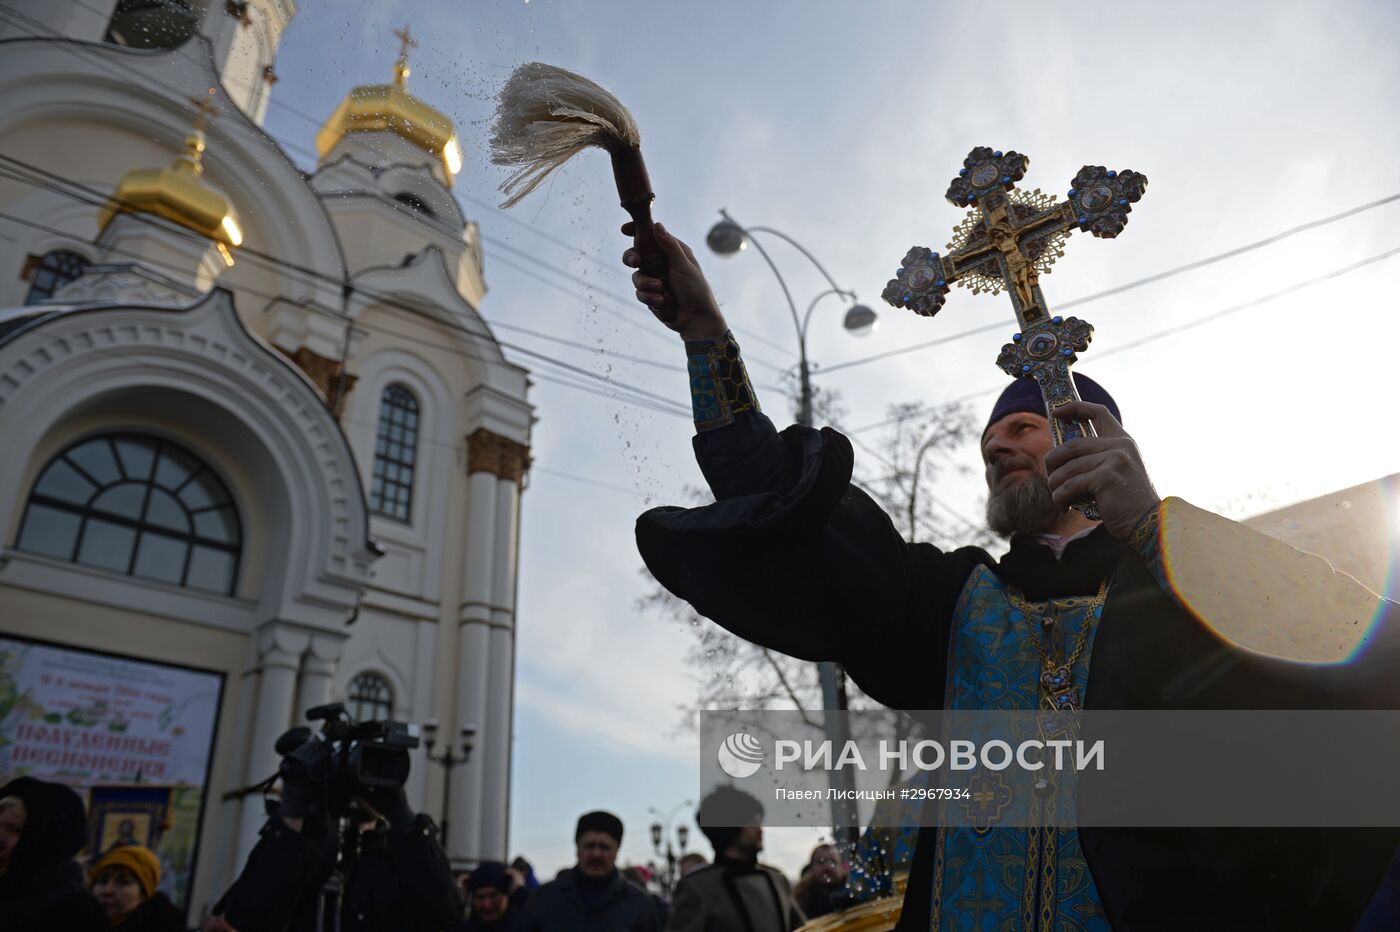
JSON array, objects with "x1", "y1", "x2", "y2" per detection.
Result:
[
  {"x1": 0, "y1": 159, "x2": 704, "y2": 408},
  {"x1": 0, "y1": 4, "x2": 795, "y2": 368},
  {"x1": 817, "y1": 189, "x2": 1400, "y2": 377},
  {"x1": 0, "y1": 204, "x2": 693, "y2": 420}
]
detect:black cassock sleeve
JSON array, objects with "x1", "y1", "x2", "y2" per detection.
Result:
[{"x1": 635, "y1": 411, "x2": 991, "y2": 711}]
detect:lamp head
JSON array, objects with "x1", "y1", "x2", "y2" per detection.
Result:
[
  {"x1": 422, "y1": 718, "x2": 439, "y2": 750},
  {"x1": 706, "y1": 219, "x2": 747, "y2": 256},
  {"x1": 677, "y1": 824, "x2": 689, "y2": 850},
  {"x1": 843, "y1": 303, "x2": 878, "y2": 337},
  {"x1": 650, "y1": 821, "x2": 663, "y2": 848},
  {"x1": 461, "y1": 723, "x2": 477, "y2": 755}
]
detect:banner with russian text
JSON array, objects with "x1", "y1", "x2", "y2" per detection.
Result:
[{"x1": 0, "y1": 636, "x2": 223, "y2": 913}]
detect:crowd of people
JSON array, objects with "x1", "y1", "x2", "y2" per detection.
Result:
[
  {"x1": 0, "y1": 772, "x2": 863, "y2": 932},
  {"x1": 0, "y1": 776, "x2": 182, "y2": 932},
  {"x1": 458, "y1": 795, "x2": 853, "y2": 932}
]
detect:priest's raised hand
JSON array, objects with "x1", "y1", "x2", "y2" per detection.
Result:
[{"x1": 621, "y1": 220, "x2": 728, "y2": 343}]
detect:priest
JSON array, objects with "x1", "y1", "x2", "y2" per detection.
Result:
[{"x1": 623, "y1": 221, "x2": 1400, "y2": 931}]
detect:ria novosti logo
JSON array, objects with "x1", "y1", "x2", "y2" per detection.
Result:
[{"x1": 717, "y1": 732, "x2": 765, "y2": 778}]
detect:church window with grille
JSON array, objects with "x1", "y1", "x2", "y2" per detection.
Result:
[
  {"x1": 370, "y1": 384, "x2": 418, "y2": 522},
  {"x1": 15, "y1": 434, "x2": 242, "y2": 594},
  {"x1": 347, "y1": 671, "x2": 393, "y2": 722},
  {"x1": 24, "y1": 250, "x2": 89, "y2": 304}
]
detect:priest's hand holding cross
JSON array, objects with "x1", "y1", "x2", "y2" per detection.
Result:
[{"x1": 1042, "y1": 399, "x2": 1160, "y2": 540}]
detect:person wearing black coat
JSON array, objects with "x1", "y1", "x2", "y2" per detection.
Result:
[
  {"x1": 210, "y1": 786, "x2": 462, "y2": 932},
  {"x1": 0, "y1": 776, "x2": 106, "y2": 932},
  {"x1": 520, "y1": 812, "x2": 662, "y2": 932}
]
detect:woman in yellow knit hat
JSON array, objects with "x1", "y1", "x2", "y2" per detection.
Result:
[{"x1": 89, "y1": 845, "x2": 182, "y2": 931}]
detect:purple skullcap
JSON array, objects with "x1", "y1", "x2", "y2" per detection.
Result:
[{"x1": 983, "y1": 372, "x2": 1121, "y2": 441}]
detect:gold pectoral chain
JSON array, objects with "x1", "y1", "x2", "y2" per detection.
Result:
[{"x1": 1007, "y1": 580, "x2": 1109, "y2": 712}]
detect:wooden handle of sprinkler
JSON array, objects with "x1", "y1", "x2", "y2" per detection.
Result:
[{"x1": 611, "y1": 147, "x2": 675, "y2": 313}]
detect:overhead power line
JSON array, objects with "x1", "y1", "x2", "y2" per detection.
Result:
[
  {"x1": 0, "y1": 4, "x2": 793, "y2": 370},
  {"x1": 0, "y1": 204, "x2": 693, "y2": 421},
  {"x1": 847, "y1": 242, "x2": 1400, "y2": 433},
  {"x1": 816, "y1": 189, "x2": 1400, "y2": 376},
  {"x1": 0, "y1": 157, "x2": 701, "y2": 406}
]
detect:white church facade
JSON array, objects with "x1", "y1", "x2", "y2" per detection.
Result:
[{"x1": 0, "y1": 0, "x2": 531, "y2": 919}]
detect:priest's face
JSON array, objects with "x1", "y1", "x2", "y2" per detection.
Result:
[{"x1": 982, "y1": 412, "x2": 1064, "y2": 537}]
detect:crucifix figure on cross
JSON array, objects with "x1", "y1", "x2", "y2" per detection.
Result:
[{"x1": 881, "y1": 146, "x2": 1147, "y2": 519}]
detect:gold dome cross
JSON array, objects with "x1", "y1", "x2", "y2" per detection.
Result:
[{"x1": 393, "y1": 25, "x2": 417, "y2": 86}]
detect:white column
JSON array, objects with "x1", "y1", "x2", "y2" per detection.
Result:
[
  {"x1": 235, "y1": 624, "x2": 309, "y2": 868},
  {"x1": 411, "y1": 618, "x2": 437, "y2": 813},
  {"x1": 208, "y1": 639, "x2": 261, "y2": 900},
  {"x1": 480, "y1": 476, "x2": 521, "y2": 860},
  {"x1": 294, "y1": 634, "x2": 342, "y2": 724},
  {"x1": 453, "y1": 468, "x2": 497, "y2": 864}
]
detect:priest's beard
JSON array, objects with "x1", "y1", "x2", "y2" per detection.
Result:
[{"x1": 986, "y1": 471, "x2": 1065, "y2": 538}]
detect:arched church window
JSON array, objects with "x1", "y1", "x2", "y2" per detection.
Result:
[
  {"x1": 370, "y1": 384, "x2": 419, "y2": 522},
  {"x1": 347, "y1": 671, "x2": 393, "y2": 722},
  {"x1": 104, "y1": 0, "x2": 199, "y2": 50},
  {"x1": 393, "y1": 192, "x2": 436, "y2": 218},
  {"x1": 24, "y1": 250, "x2": 89, "y2": 305},
  {"x1": 16, "y1": 434, "x2": 242, "y2": 594}
]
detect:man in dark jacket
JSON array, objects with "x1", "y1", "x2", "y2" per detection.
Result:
[
  {"x1": 521, "y1": 811, "x2": 662, "y2": 932},
  {"x1": 0, "y1": 776, "x2": 106, "y2": 932},
  {"x1": 210, "y1": 785, "x2": 461, "y2": 932},
  {"x1": 666, "y1": 788, "x2": 804, "y2": 932}
]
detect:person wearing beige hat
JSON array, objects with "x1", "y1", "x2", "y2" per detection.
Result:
[{"x1": 90, "y1": 845, "x2": 182, "y2": 932}]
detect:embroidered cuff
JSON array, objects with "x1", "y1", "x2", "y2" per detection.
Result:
[
  {"x1": 685, "y1": 330, "x2": 760, "y2": 432},
  {"x1": 1128, "y1": 499, "x2": 1167, "y2": 589}
]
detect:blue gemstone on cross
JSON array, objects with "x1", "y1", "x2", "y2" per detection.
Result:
[
  {"x1": 1012, "y1": 332, "x2": 1023, "y2": 342},
  {"x1": 1052, "y1": 316, "x2": 1063, "y2": 324},
  {"x1": 897, "y1": 268, "x2": 905, "y2": 277},
  {"x1": 1022, "y1": 364, "x2": 1032, "y2": 373},
  {"x1": 1107, "y1": 170, "x2": 1116, "y2": 178},
  {"x1": 960, "y1": 168, "x2": 968, "y2": 176},
  {"x1": 935, "y1": 279, "x2": 945, "y2": 286},
  {"x1": 994, "y1": 150, "x2": 1003, "y2": 158}
]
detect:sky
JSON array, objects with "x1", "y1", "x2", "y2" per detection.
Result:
[{"x1": 253, "y1": 0, "x2": 1400, "y2": 878}]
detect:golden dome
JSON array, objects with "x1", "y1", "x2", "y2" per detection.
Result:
[
  {"x1": 314, "y1": 34, "x2": 463, "y2": 185},
  {"x1": 97, "y1": 129, "x2": 242, "y2": 267}
]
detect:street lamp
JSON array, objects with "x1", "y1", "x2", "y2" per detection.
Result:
[
  {"x1": 422, "y1": 719, "x2": 476, "y2": 848},
  {"x1": 706, "y1": 209, "x2": 866, "y2": 848},
  {"x1": 706, "y1": 209, "x2": 877, "y2": 428},
  {"x1": 648, "y1": 800, "x2": 693, "y2": 897}
]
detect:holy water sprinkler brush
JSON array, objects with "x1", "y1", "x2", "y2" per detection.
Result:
[{"x1": 490, "y1": 62, "x2": 672, "y2": 310}]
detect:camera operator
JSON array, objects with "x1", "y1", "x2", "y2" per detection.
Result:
[{"x1": 205, "y1": 706, "x2": 462, "y2": 932}]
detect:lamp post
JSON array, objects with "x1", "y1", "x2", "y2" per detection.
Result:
[
  {"x1": 706, "y1": 210, "x2": 871, "y2": 849},
  {"x1": 648, "y1": 800, "x2": 693, "y2": 897},
  {"x1": 422, "y1": 719, "x2": 476, "y2": 849}
]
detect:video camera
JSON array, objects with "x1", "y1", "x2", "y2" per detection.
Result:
[{"x1": 274, "y1": 702, "x2": 420, "y2": 822}]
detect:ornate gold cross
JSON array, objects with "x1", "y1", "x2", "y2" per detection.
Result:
[{"x1": 882, "y1": 147, "x2": 1147, "y2": 518}]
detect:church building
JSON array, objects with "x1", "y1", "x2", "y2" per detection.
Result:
[{"x1": 0, "y1": 0, "x2": 531, "y2": 919}]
